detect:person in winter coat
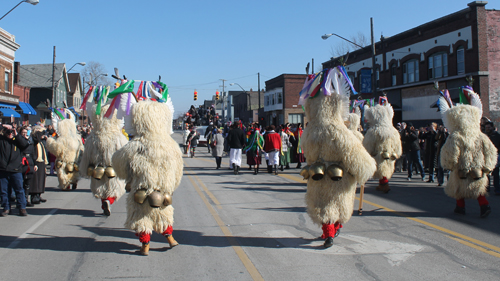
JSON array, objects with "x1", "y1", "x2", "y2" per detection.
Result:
[
  {"x1": 205, "y1": 122, "x2": 215, "y2": 153},
  {"x1": 264, "y1": 125, "x2": 281, "y2": 175},
  {"x1": 186, "y1": 129, "x2": 200, "y2": 157},
  {"x1": 30, "y1": 126, "x2": 48, "y2": 205},
  {"x1": 0, "y1": 123, "x2": 29, "y2": 216},
  {"x1": 18, "y1": 126, "x2": 36, "y2": 207},
  {"x1": 403, "y1": 123, "x2": 426, "y2": 181},
  {"x1": 212, "y1": 128, "x2": 225, "y2": 169},
  {"x1": 226, "y1": 121, "x2": 246, "y2": 174}
]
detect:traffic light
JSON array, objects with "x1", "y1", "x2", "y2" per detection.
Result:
[
  {"x1": 216, "y1": 90, "x2": 220, "y2": 100},
  {"x1": 194, "y1": 90, "x2": 198, "y2": 101}
]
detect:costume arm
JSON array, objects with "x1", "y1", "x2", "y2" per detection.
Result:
[
  {"x1": 393, "y1": 131, "x2": 403, "y2": 158},
  {"x1": 46, "y1": 137, "x2": 63, "y2": 158},
  {"x1": 481, "y1": 134, "x2": 498, "y2": 171},
  {"x1": 79, "y1": 140, "x2": 91, "y2": 178},
  {"x1": 440, "y1": 134, "x2": 460, "y2": 171}
]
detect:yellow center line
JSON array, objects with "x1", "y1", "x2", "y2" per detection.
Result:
[
  {"x1": 184, "y1": 162, "x2": 264, "y2": 281},
  {"x1": 279, "y1": 173, "x2": 500, "y2": 257}
]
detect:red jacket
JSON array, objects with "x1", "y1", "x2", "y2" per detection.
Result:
[{"x1": 264, "y1": 131, "x2": 281, "y2": 153}]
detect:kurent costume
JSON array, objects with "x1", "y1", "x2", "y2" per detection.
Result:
[
  {"x1": 346, "y1": 107, "x2": 364, "y2": 142},
  {"x1": 110, "y1": 80, "x2": 183, "y2": 256},
  {"x1": 438, "y1": 87, "x2": 496, "y2": 217},
  {"x1": 79, "y1": 97, "x2": 128, "y2": 216},
  {"x1": 46, "y1": 109, "x2": 84, "y2": 190},
  {"x1": 362, "y1": 101, "x2": 402, "y2": 193},
  {"x1": 299, "y1": 67, "x2": 376, "y2": 248}
]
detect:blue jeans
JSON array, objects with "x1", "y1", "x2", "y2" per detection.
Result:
[
  {"x1": 407, "y1": 150, "x2": 425, "y2": 179},
  {"x1": 492, "y1": 167, "x2": 499, "y2": 194},
  {"x1": 0, "y1": 171, "x2": 26, "y2": 210},
  {"x1": 436, "y1": 156, "x2": 449, "y2": 185}
]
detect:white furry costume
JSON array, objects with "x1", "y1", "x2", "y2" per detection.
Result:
[
  {"x1": 346, "y1": 108, "x2": 363, "y2": 142},
  {"x1": 112, "y1": 100, "x2": 183, "y2": 252},
  {"x1": 79, "y1": 104, "x2": 128, "y2": 214},
  {"x1": 300, "y1": 69, "x2": 376, "y2": 246},
  {"x1": 46, "y1": 117, "x2": 84, "y2": 190},
  {"x1": 438, "y1": 89, "x2": 496, "y2": 216},
  {"x1": 362, "y1": 103, "x2": 402, "y2": 192}
]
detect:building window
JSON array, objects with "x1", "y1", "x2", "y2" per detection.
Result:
[
  {"x1": 271, "y1": 94, "x2": 275, "y2": 105},
  {"x1": 289, "y1": 113, "x2": 303, "y2": 124},
  {"x1": 457, "y1": 47, "x2": 465, "y2": 74},
  {"x1": 403, "y1": 59, "x2": 419, "y2": 84},
  {"x1": 277, "y1": 92, "x2": 282, "y2": 104},
  {"x1": 4, "y1": 70, "x2": 10, "y2": 92},
  {"x1": 391, "y1": 64, "x2": 397, "y2": 86},
  {"x1": 428, "y1": 52, "x2": 448, "y2": 79}
]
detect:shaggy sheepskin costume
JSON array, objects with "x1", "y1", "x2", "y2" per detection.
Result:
[
  {"x1": 362, "y1": 103, "x2": 402, "y2": 193},
  {"x1": 438, "y1": 91, "x2": 496, "y2": 217},
  {"x1": 112, "y1": 100, "x2": 183, "y2": 255},
  {"x1": 79, "y1": 104, "x2": 128, "y2": 216},
  {"x1": 302, "y1": 92, "x2": 376, "y2": 248},
  {"x1": 46, "y1": 118, "x2": 84, "y2": 190},
  {"x1": 346, "y1": 108, "x2": 363, "y2": 142}
]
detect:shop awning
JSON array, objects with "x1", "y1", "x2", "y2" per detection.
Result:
[
  {"x1": 0, "y1": 102, "x2": 16, "y2": 108},
  {"x1": 18, "y1": 102, "x2": 37, "y2": 115},
  {"x1": 0, "y1": 107, "x2": 21, "y2": 118}
]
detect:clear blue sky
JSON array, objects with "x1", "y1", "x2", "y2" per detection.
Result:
[{"x1": 1, "y1": 0, "x2": 498, "y2": 117}]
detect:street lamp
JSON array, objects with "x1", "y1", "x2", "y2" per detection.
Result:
[
  {"x1": 321, "y1": 33, "x2": 364, "y2": 49},
  {"x1": 52, "y1": 62, "x2": 86, "y2": 107},
  {"x1": 322, "y1": 17, "x2": 377, "y2": 96},
  {"x1": 0, "y1": 0, "x2": 39, "y2": 21}
]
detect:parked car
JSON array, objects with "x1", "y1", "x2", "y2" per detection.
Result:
[{"x1": 196, "y1": 126, "x2": 208, "y2": 146}]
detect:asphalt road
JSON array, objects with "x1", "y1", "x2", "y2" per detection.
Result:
[{"x1": 0, "y1": 131, "x2": 499, "y2": 281}]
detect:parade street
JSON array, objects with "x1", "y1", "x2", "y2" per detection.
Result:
[{"x1": 0, "y1": 131, "x2": 499, "y2": 281}]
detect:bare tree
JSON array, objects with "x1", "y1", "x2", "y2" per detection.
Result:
[
  {"x1": 330, "y1": 32, "x2": 369, "y2": 58},
  {"x1": 81, "y1": 61, "x2": 111, "y2": 92}
]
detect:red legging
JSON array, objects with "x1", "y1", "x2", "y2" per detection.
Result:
[
  {"x1": 321, "y1": 222, "x2": 342, "y2": 239},
  {"x1": 137, "y1": 225, "x2": 173, "y2": 244},
  {"x1": 456, "y1": 195, "x2": 488, "y2": 207}
]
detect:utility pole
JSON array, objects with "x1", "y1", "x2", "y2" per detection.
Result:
[
  {"x1": 220, "y1": 79, "x2": 227, "y2": 121},
  {"x1": 51, "y1": 46, "x2": 56, "y2": 108},
  {"x1": 258, "y1": 72, "x2": 261, "y2": 123},
  {"x1": 371, "y1": 17, "x2": 376, "y2": 96}
]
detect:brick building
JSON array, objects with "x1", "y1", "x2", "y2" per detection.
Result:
[
  {"x1": 323, "y1": 1, "x2": 500, "y2": 128},
  {"x1": 0, "y1": 28, "x2": 37, "y2": 124},
  {"x1": 264, "y1": 74, "x2": 308, "y2": 127}
]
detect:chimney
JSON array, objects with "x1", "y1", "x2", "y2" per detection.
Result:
[{"x1": 14, "y1": 61, "x2": 20, "y2": 83}]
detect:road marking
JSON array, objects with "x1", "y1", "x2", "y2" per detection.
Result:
[
  {"x1": 266, "y1": 229, "x2": 424, "y2": 266},
  {"x1": 184, "y1": 162, "x2": 264, "y2": 281},
  {"x1": 192, "y1": 173, "x2": 222, "y2": 209},
  {"x1": 281, "y1": 174, "x2": 500, "y2": 258},
  {"x1": 446, "y1": 235, "x2": 500, "y2": 258},
  {"x1": 7, "y1": 208, "x2": 59, "y2": 249}
]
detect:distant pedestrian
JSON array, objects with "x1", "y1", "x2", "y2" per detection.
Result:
[
  {"x1": 212, "y1": 128, "x2": 225, "y2": 169},
  {"x1": 226, "y1": 121, "x2": 245, "y2": 175},
  {"x1": 244, "y1": 123, "x2": 264, "y2": 175},
  {"x1": 264, "y1": 125, "x2": 281, "y2": 175}
]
